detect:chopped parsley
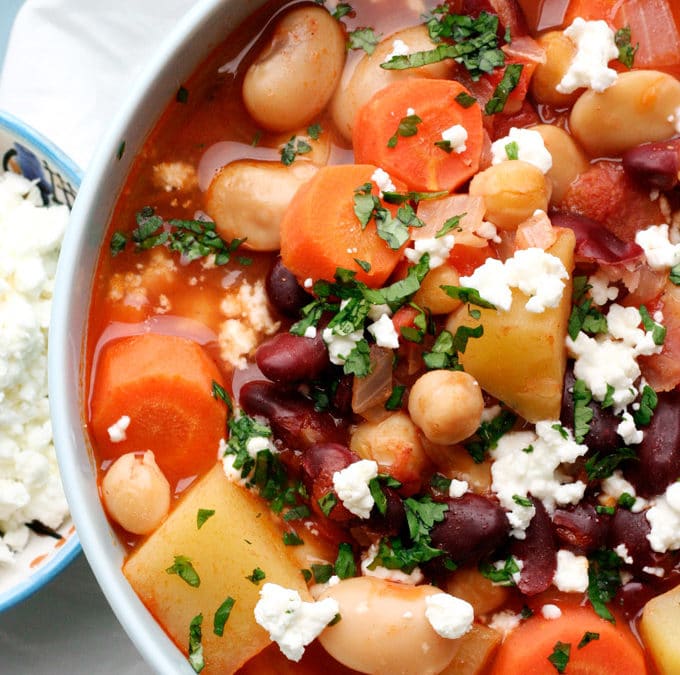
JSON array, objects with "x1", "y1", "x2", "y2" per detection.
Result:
[
  {"x1": 670, "y1": 263, "x2": 680, "y2": 286},
  {"x1": 348, "y1": 27, "x2": 381, "y2": 54},
  {"x1": 176, "y1": 85, "x2": 189, "y2": 103},
  {"x1": 572, "y1": 379, "x2": 594, "y2": 443},
  {"x1": 116, "y1": 140, "x2": 126, "y2": 160},
  {"x1": 312, "y1": 563, "x2": 334, "y2": 584},
  {"x1": 548, "y1": 641, "x2": 570, "y2": 673},
  {"x1": 211, "y1": 380, "x2": 233, "y2": 414},
  {"x1": 434, "y1": 139, "x2": 454, "y2": 153},
  {"x1": 435, "y1": 213, "x2": 465, "y2": 238},
  {"x1": 283, "y1": 504, "x2": 311, "y2": 522},
  {"x1": 512, "y1": 494, "x2": 533, "y2": 508},
  {"x1": 318, "y1": 491, "x2": 338, "y2": 517},
  {"x1": 615, "y1": 26, "x2": 638, "y2": 68},
  {"x1": 196, "y1": 509, "x2": 215, "y2": 530},
  {"x1": 109, "y1": 231, "x2": 127, "y2": 256},
  {"x1": 430, "y1": 473, "x2": 452, "y2": 494},
  {"x1": 441, "y1": 285, "x2": 496, "y2": 309},
  {"x1": 280, "y1": 135, "x2": 312, "y2": 165},
  {"x1": 188, "y1": 614, "x2": 205, "y2": 673},
  {"x1": 422, "y1": 325, "x2": 483, "y2": 370},
  {"x1": 455, "y1": 91, "x2": 477, "y2": 108},
  {"x1": 632, "y1": 384, "x2": 658, "y2": 427},
  {"x1": 568, "y1": 277, "x2": 608, "y2": 340},
  {"x1": 213, "y1": 597, "x2": 235, "y2": 637},
  {"x1": 387, "y1": 113, "x2": 422, "y2": 148},
  {"x1": 484, "y1": 63, "x2": 524, "y2": 115},
  {"x1": 504, "y1": 140, "x2": 519, "y2": 160},
  {"x1": 578, "y1": 631, "x2": 600, "y2": 649},
  {"x1": 596, "y1": 504, "x2": 616, "y2": 516},
  {"x1": 479, "y1": 556, "x2": 520, "y2": 586},
  {"x1": 385, "y1": 384, "x2": 406, "y2": 410},
  {"x1": 246, "y1": 568, "x2": 266, "y2": 585},
  {"x1": 335, "y1": 542, "x2": 356, "y2": 579},
  {"x1": 331, "y1": 2, "x2": 353, "y2": 20},
  {"x1": 639, "y1": 305, "x2": 666, "y2": 346},
  {"x1": 166, "y1": 555, "x2": 200, "y2": 588},
  {"x1": 283, "y1": 531, "x2": 304, "y2": 546},
  {"x1": 307, "y1": 123, "x2": 323, "y2": 140},
  {"x1": 618, "y1": 492, "x2": 636, "y2": 510},
  {"x1": 354, "y1": 258, "x2": 371, "y2": 273},
  {"x1": 585, "y1": 447, "x2": 638, "y2": 481},
  {"x1": 588, "y1": 548, "x2": 623, "y2": 622},
  {"x1": 465, "y1": 409, "x2": 516, "y2": 463}
]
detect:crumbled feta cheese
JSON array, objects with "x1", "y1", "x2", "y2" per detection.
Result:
[
  {"x1": 0, "y1": 172, "x2": 70, "y2": 561},
  {"x1": 367, "y1": 303, "x2": 391, "y2": 321},
  {"x1": 245, "y1": 435, "x2": 277, "y2": 459},
  {"x1": 107, "y1": 415, "x2": 131, "y2": 443},
  {"x1": 601, "y1": 471, "x2": 647, "y2": 513},
  {"x1": 371, "y1": 168, "x2": 396, "y2": 196},
  {"x1": 448, "y1": 479, "x2": 469, "y2": 499},
  {"x1": 489, "y1": 610, "x2": 521, "y2": 637},
  {"x1": 481, "y1": 405, "x2": 502, "y2": 423},
  {"x1": 361, "y1": 542, "x2": 424, "y2": 584},
  {"x1": 491, "y1": 127, "x2": 553, "y2": 174},
  {"x1": 332, "y1": 459, "x2": 378, "y2": 519},
  {"x1": 646, "y1": 482, "x2": 680, "y2": 552},
  {"x1": 557, "y1": 18, "x2": 619, "y2": 93},
  {"x1": 614, "y1": 544, "x2": 633, "y2": 565},
  {"x1": 367, "y1": 313, "x2": 399, "y2": 349},
  {"x1": 406, "y1": 107, "x2": 416, "y2": 116},
  {"x1": 322, "y1": 327, "x2": 364, "y2": 366},
  {"x1": 541, "y1": 604, "x2": 562, "y2": 620},
  {"x1": 643, "y1": 566, "x2": 665, "y2": 578},
  {"x1": 587, "y1": 270, "x2": 618, "y2": 306},
  {"x1": 553, "y1": 549, "x2": 589, "y2": 592},
  {"x1": 303, "y1": 277, "x2": 313, "y2": 289},
  {"x1": 617, "y1": 411, "x2": 643, "y2": 446},
  {"x1": 474, "y1": 220, "x2": 501, "y2": 244},
  {"x1": 460, "y1": 248, "x2": 568, "y2": 313},
  {"x1": 635, "y1": 224, "x2": 680, "y2": 270},
  {"x1": 424, "y1": 593, "x2": 474, "y2": 639},
  {"x1": 441, "y1": 124, "x2": 468, "y2": 154},
  {"x1": 384, "y1": 38, "x2": 409, "y2": 62},
  {"x1": 222, "y1": 452, "x2": 248, "y2": 486},
  {"x1": 491, "y1": 422, "x2": 588, "y2": 538},
  {"x1": 254, "y1": 583, "x2": 339, "y2": 662},
  {"x1": 404, "y1": 234, "x2": 455, "y2": 269},
  {"x1": 151, "y1": 161, "x2": 198, "y2": 192},
  {"x1": 304, "y1": 325, "x2": 317, "y2": 339}
]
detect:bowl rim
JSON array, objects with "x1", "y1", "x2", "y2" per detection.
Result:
[{"x1": 0, "y1": 108, "x2": 82, "y2": 613}]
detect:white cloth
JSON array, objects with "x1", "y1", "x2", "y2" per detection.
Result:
[{"x1": 0, "y1": 0, "x2": 196, "y2": 169}]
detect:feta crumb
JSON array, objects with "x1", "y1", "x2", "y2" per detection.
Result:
[
  {"x1": 151, "y1": 161, "x2": 198, "y2": 192},
  {"x1": 642, "y1": 566, "x2": 666, "y2": 578},
  {"x1": 587, "y1": 270, "x2": 618, "y2": 306},
  {"x1": 646, "y1": 482, "x2": 680, "y2": 552},
  {"x1": 541, "y1": 604, "x2": 562, "y2": 620},
  {"x1": 617, "y1": 411, "x2": 643, "y2": 446},
  {"x1": 491, "y1": 127, "x2": 553, "y2": 174},
  {"x1": 406, "y1": 107, "x2": 416, "y2": 116},
  {"x1": 404, "y1": 234, "x2": 455, "y2": 269},
  {"x1": 481, "y1": 405, "x2": 502, "y2": 423},
  {"x1": 254, "y1": 583, "x2": 339, "y2": 662},
  {"x1": 557, "y1": 18, "x2": 619, "y2": 93},
  {"x1": 424, "y1": 593, "x2": 474, "y2": 639},
  {"x1": 384, "y1": 38, "x2": 409, "y2": 62},
  {"x1": 601, "y1": 471, "x2": 647, "y2": 513},
  {"x1": 303, "y1": 277, "x2": 313, "y2": 289},
  {"x1": 107, "y1": 415, "x2": 131, "y2": 443},
  {"x1": 245, "y1": 435, "x2": 277, "y2": 459},
  {"x1": 332, "y1": 460, "x2": 379, "y2": 519},
  {"x1": 371, "y1": 168, "x2": 396, "y2": 197},
  {"x1": 441, "y1": 124, "x2": 468, "y2": 154},
  {"x1": 303, "y1": 326, "x2": 317, "y2": 339},
  {"x1": 615, "y1": 543, "x2": 634, "y2": 565},
  {"x1": 322, "y1": 327, "x2": 364, "y2": 366},
  {"x1": 489, "y1": 610, "x2": 521, "y2": 637},
  {"x1": 553, "y1": 549, "x2": 589, "y2": 592},
  {"x1": 474, "y1": 220, "x2": 501, "y2": 244},
  {"x1": 367, "y1": 313, "x2": 399, "y2": 349},
  {"x1": 448, "y1": 479, "x2": 469, "y2": 499},
  {"x1": 361, "y1": 542, "x2": 424, "y2": 584},
  {"x1": 222, "y1": 452, "x2": 248, "y2": 486},
  {"x1": 635, "y1": 224, "x2": 680, "y2": 270}
]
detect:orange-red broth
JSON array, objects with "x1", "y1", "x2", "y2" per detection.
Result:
[{"x1": 84, "y1": 0, "x2": 678, "y2": 673}]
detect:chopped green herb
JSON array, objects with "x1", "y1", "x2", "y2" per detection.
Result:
[
  {"x1": 284, "y1": 504, "x2": 311, "y2": 522},
  {"x1": 251, "y1": 130, "x2": 262, "y2": 147},
  {"x1": 552, "y1": 423, "x2": 568, "y2": 439},
  {"x1": 466, "y1": 409, "x2": 516, "y2": 463},
  {"x1": 280, "y1": 136, "x2": 313, "y2": 166},
  {"x1": 569, "y1": 291, "x2": 608, "y2": 340},
  {"x1": 110, "y1": 231, "x2": 127, "y2": 256},
  {"x1": 434, "y1": 139, "x2": 453, "y2": 153},
  {"x1": 573, "y1": 379, "x2": 594, "y2": 443},
  {"x1": 578, "y1": 631, "x2": 600, "y2": 649},
  {"x1": 615, "y1": 26, "x2": 638, "y2": 68},
  {"x1": 188, "y1": 614, "x2": 205, "y2": 673},
  {"x1": 548, "y1": 641, "x2": 570, "y2": 673},
  {"x1": 522, "y1": 444, "x2": 534, "y2": 454},
  {"x1": 385, "y1": 384, "x2": 406, "y2": 411},
  {"x1": 430, "y1": 473, "x2": 452, "y2": 493},
  {"x1": 166, "y1": 555, "x2": 200, "y2": 588},
  {"x1": 601, "y1": 384, "x2": 616, "y2": 409},
  {"x1": 588, "y1": 548, "x2": 622, "y2": 622},
  {"x1": 213, "y1": 597, "x2": 235, "y2": 637},
  {"x1": 639, "y1": 305, "x2": 666, "y2": 346},
  {"x1": 348, "y1": 27, "x2": 381, "y2": 54},
  {"x1": 312, "y1": 563, "x2": 334, "y2": 584},
  {"x1": 618, "y1": 492, "x2": 636, "y2": 510},
  {"x1": 328, "y1": 612, "x2": 342, "y2": 626},
  {"x1": 318, "y1": 492, "x2": 338, "y2": 517},
  {"x1": 387, "y1": 113, "x2": 422, "y2": 148},
  {"x1": 301, "y1": 568, "x2": 312, "y2": 583},
  {"x1": 512, "y1": 494, "x2": 533, "y2": 508},
  {"x1": 307, "y1": 123, "x2": 323, "y2": 140},
  {"x1": 176, "y1": 85, "x2": 189, "y2": 103},
  {"x1": 283, "y1": 531, "x2": 304, "y2": 546},
  {"x1": 422, "y1": 325, "x2": 483, "y2": 371},
  {"x1": 211, "y1": 380, "x2": 233, "y2": 413},
  {"x1": 436, "y1": 213, "x2": 465, "y2": 238},
  {"x1": 335, "y1": 542, "x2": 356, "y2": 579},
  {"x1": 116, "y1": 140, "x2": 126, "y2": 160},
  {"x1": 479, "y1": 556, "x2": 520, "y2": 586},
  {"x1": 520, "y1": 605, "x2": 534, "y2": 619},
  {"x1": 197, "y1": 509, "x2": 215, "y2": 530},
  {"x1": 585, "y1": 447, "x2": 638, "y2": 481},
  {"x1": 246, "y1": 568, "x2": 266, "y2": 585},
  {"x1": 354, "y1": 258, "x2": 371, "y2": 273},
  {"x1": 382, "y1": 189, "x2": 449, "y2": 205},
  {"x1": 343, "y1": 339, "x2": 372, "y2": 377},
  {"x1": 596, "y1": 505, "x2": 616, "y2": 516},
  {"x1": 441, "y1": 285, "x2": 496, "y2": 309},
  {"x1": 670, "y1": 264, "x2": 680, "y2": 286},
  {"x1": 632, "y1": 385, "x2": 658, "y2": 427},
  {"x1": 369, "y1": 476, "x2": 388, "y2": 515},
  {"x1": 331, "y1": 2, "x2": 353, "y2": 20},
  {"x1": 504, "y1": 140, "x2": 519, "y2": 160},
  {"x1": 484, "y1": 63, "x2": 523, "y2": 115},
  {"x1": 455, "y1": 91, "x2": 477, "y2": 108}
]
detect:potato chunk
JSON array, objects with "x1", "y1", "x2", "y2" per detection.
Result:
[
  {"x1": 640, "y1": 582, "x2": 680, "y2": 674},
  {"x1": 123, "y1": 464, "x2": 310, "y2": 674},
  {"x1": 446, "y1": 228, "x2": 575, "y2": 422}
]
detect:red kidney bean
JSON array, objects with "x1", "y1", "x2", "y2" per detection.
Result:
[
  {"x1": 256, "y1": 331, "x2": 328, "y2": 384},
  {"x1": 552, "y1": 501, "x2": 609, "y2": 555},
  {"x1": 239, "y1": 380, "x2": 346, "y2": 450},
  {"x1": 622, "y1": 139, "x2": 680, "y2": 190},
  {"x1": 266, "y1": 256, "x2": 313, "y2": 317},
  {"x1": 627, "y1": 390, "x2": 680, "y2": 498},
  {"x1": 429, "y1": 494, "x2": 510, "y2": 568},
  {"x1": 561, "y1": 365, "x2": 619, "y2": 454},
  {"x1": 511, "y1": 497, "x2": 556, "y2": 596}
]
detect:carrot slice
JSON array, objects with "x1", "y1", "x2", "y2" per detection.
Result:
[
  {"x1": 279, "y1": 163, "x2": 408, "y2": 287},
  {"x1": 353, "y1": 78, "x2": 483, "y2": 193},
  {"x1": 490, "y1": 605, "x2": 647, "y2": 675},
  {"x1": 90, "y1": 333, "x2": 227, "y2": 488}
]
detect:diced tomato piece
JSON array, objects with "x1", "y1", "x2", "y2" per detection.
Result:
[{"x1": 449, "y1": 243, "x2": 495, "y2": 275}]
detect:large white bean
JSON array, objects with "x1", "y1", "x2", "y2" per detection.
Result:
[
  {"x1": 331, "y1": 25, "x2": 456, "y2": 141},
  {"x1": 242, "y1": 7, "x2": 346, "y2": 132},
  {"x1": 570, "y1": 70, "x2": 680, "y2": 157},
  {"x1": 318, "y1": 577, "x2": 460, "y2": 674},
  {"x1": 205, "y1": 159, "x2": 317, "y2": 251}
]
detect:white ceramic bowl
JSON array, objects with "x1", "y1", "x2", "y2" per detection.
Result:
[
  {"x1": 0, "y1": 109, "x2": 81, "y2": 612},
  {"x1": 49, "y1": 1, "x2": 269, "y2": 672}
]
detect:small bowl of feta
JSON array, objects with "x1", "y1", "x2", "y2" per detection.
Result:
[{"x1": 0, "y1": 109, "x2": 80, "y2": 612}]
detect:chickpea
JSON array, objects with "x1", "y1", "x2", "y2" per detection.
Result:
[
  {"x1": 530, "y1": 31, "x2": 580, "y2": 108},
  {"x1": 408, "y1": 370, "x2": 484, "y2": 445},
  {"x1": 101, "y1": 451, "x2": 170, "y2": 535},
  {"x1": 532, "y1": 124, "x2": 589, "y2": 203},
  {"x1": 350, "y1": 412, "x2": 432, "y2": 490},
  {"x1": 331, "y1": 25, "x2": 456, "y2": 141},
  {"x1": 570, "y1": 70, "x2": 680, "y2": 157},
  {"x1": 205, "y1": 159, "x2": 317, "y2": 251},
  {"x1": 469, "y1": 161, "x2": 551, "y2": 230},
  {"x1": 413, "y1": 264, "x2": 463, "y2": 315},
  {"x1": 318, "y1": 577, "x2": 461, "y2": 675},
  {"x1": 242, "y1": 7, "x2": 346, "y2": 132}
]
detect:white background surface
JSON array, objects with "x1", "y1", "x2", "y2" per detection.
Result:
[{"x1": 0, "y1": 1, "x2": 196, "y2": 672}]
